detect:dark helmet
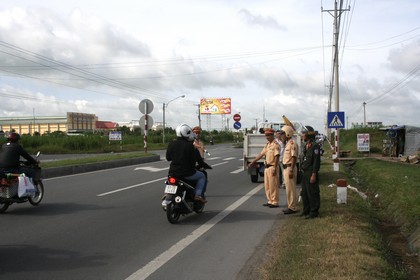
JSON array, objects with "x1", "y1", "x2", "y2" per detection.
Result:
[
  {"x1": 8, "y1": 132, "x2": 20, "y2": 143},
  {"x1": 303, "y1": 126, "x2": 316, "y2": 139}
]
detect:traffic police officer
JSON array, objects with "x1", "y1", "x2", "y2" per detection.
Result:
[
  {"x1": 281, "y1": 125, "x2": 299, "y2": 214},
  {"x1": 300, "y1": 126, "x2": 321, "y2": 219},
  {"x1": 248, "y1": 128, "x2": 280, "y2": 208}
]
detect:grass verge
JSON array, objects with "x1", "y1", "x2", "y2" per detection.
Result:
[
  {"x1": 260, "y1": 157, "x2": 419, "y2": 280},
  {"x1": 40, "y1": 152, "x2": 154, "y2": 168}
]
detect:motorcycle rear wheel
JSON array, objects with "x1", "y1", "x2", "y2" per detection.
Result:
[
  {"x1": 0, "y1": 201, "x2": 10, "y2": 213},
  {"x1": 166, "y1": 202, "x2": 181, "y2": 224},
  {"x1": 29, "y1": 181, "x2": 44, "y2": 206}
]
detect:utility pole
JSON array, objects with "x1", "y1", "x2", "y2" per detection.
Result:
[
  {"x1": 194, "y1": 103, "x2": 201, "y2": 128},
  {"x1": 363, "y1": 102, "x2": 366, "y2": 126},
  {"x1": 322, "y1": 0, "x2": 350, "y2": 171}
]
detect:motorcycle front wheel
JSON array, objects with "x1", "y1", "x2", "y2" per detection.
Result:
[
  {"x1": 166, "y1": 202, "x2": 181, "y2": 224},
  {"x1": 29, "y1": 181, "x2": 44, "y2": 206}
]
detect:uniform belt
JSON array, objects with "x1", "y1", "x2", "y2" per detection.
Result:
[
  {"x1": 264, "y1": 164, "x2": 274, "y2": 168},
  {"x1": 283, "y1": 164, "x2": 292, "y2": 168}
]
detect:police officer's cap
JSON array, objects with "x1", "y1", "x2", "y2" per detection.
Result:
[{"x1": 264, "y1": 128, "x2": 275, "y2": 135}]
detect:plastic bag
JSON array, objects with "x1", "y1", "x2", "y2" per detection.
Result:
[{"x1": 18, "y1": 174, "x2": 36, "y2": 198}]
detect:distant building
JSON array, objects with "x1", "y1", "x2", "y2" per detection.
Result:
[
  {"x1": 0, "y1": 112, "x2": 117, "y2": 135},
  {"x1": 351, "y1": 122, "x2": 383, "y2": 128},
  {"x1": 96, "y1": 121, "x2": 119, "y2": 132},
  {"x1": 151, "y1": 122, "x2": 164, "y2": 131},
  {"x1": 117, "y1": 120, "x2": 140, "y2": 131}
]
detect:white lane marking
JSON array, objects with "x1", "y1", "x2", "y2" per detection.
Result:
[
  {"x1": 97, "y1": 177, "x2": 166, "y2": 197},
  {"x1": 211, "y1": 162, "x2": 228, "y2": 167},
  {"x1": 206, "y1": 157, "x2": 221, "y2": 160},
  {"x1": 134, "y1": 166, "x2": 169, "y2": 172},
  {"x1": 223, "y1": 157, "x2": 236, "y2": 161},
  {"x1": 98, "y1": 162, "x2": 228, "y2": 197},
  {"x1": 231, "y1": 167, "x2": 244, "y2": 174},
  {"x1": 125, "y1": 184, "x2": 263, "y2": 280}
]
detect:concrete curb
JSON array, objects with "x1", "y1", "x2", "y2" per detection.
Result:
[{"x1": 42, "y1": 155, "x2": 161, "y2": 178}]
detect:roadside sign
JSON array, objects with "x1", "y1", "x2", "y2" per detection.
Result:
[
  {"x1": 139, "y1": 99, "x2": 154, "y2": 114},
  {"x1": 109, "y1": 131, "x2": 122, "y2": 141},
  {"x1": 327, "y1": 112, "x2": 345, "y2": 128},
  {"x1": 357, "y1": 133, "x2": 370, "y2": 152},
  {"x1": 140, "y1": 115, "x2": 154, "y2": 130},
  {"x1": 233, "y1": 113, "x2": 241, "y2": 122},
  {"x1": 233, "y1": 121, "x2": 241, "y2": 130}
]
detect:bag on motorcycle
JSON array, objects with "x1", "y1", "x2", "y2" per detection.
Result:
[{"x1": 17, "y1": 174, "x2": 36, "y2": 198}]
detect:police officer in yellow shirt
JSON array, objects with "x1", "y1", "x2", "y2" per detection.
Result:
[
  {"x1": 281, "y1": 125, "x2": 299, "y2": 214},
  {"x1": 248, "y1": 128, "x2": 280, "y2": 208}
]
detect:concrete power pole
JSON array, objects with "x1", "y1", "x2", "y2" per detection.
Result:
[
  {"x1": 363, "y1": 102, "x2": 367, "y2": 126},
  {"x1": 322, "y1": 0, "x2": 350, "y2": 171}
]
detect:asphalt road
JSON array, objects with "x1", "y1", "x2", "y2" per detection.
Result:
[{"x1": 0, "y1": 144, "x2": 290, "y2": 280}]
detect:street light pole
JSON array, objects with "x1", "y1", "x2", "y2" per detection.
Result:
[{"x1": 162, "y1": 95, "x2": 185, "y2": 144}]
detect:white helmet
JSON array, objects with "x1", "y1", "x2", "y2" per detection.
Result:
[
  {"x1": 281, "y1": 125, "x2": 295, "y2": 138},
  {"x1": 175, "y1": 123, "x2": 195, "y2": 141}
]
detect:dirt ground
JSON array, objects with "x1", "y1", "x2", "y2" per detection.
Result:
[{"x1": 377, "y1": 218, "x2": 420, "y2": 279}]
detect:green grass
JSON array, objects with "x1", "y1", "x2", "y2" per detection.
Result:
[
  {"x1": 338, "y1": 128, "x2": 389, "y2": 156},
  {"x1": 261, "y1": 150, "x2": 419, "y2": 279},
  {"x1": 41, "y1": 152, "x2": 155, "y2": 168}
]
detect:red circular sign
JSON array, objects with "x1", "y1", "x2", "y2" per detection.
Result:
[{"x1": 233, "y1": 114, "x2": 241, "y2": 121}]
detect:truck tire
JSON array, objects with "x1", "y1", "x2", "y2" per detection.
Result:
[{"x1": 251, "y1": 174, "x2": 258, "y2": 183}]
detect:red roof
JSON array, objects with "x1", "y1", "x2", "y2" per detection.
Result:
[{"x1": 96, "y1": 121, "x2": 118, "y2": 129}]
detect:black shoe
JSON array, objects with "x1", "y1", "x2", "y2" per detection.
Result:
[
  {"x1": 269, "y1": 204, "x2": 279, "y2": 208},
  {"x1": 283, "y1": 209, "x2": 298, "y2": 215},
  {"x1": 300, "y1": 212, "x2": 309, "y2": 217},
  {"x1": 262, "y1": 203, "x2": 272, "y2": 207}
]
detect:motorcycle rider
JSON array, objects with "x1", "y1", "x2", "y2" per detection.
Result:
[
  {"x1": 0, "y1": 132, "x2": 39, "y2": 180},
  {"x1": 166, "y1": 124, "x2": 207, "y2": 203}
]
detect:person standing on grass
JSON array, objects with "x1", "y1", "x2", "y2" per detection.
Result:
[
  {"x1": 281, "y1": 125, "x2": 299, "y2": 215},
  {"x1": 300, "y1": 126, "x2": 321, "y2": 219},
  {"x1": 275, "y1": 130, "x2": 286, "y2": 188}
]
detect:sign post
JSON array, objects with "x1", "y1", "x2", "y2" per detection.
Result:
[
  {"x1": 328, "y1": 111, "x2": 345, "y2": 171},
  {"x1": 139, "y1": 99, "x2": 154, "y2": 153},
  {"x1": 233, "y1": 114, "x2": 241, "y2": 143}
]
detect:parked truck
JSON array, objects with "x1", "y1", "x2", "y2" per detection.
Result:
[{"x1": 243, "y1": 117, "x2": 302, "y2": 183}]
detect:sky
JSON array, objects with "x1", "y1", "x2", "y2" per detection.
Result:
[{"x1": 0, "y1": 0, "x2": 419, "y2": 133}]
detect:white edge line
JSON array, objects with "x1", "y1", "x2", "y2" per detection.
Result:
[{"x1": 125, "y1": 184, "x2": 263, "y2": 280}]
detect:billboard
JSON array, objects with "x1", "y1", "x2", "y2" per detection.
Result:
[{"x1": 200, "y1": 98, "x2": 231, "y2": 115}]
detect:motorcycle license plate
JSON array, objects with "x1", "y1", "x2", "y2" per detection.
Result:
[{"x1": 165, "y1": 185, "x2": 177, "y2": 194}]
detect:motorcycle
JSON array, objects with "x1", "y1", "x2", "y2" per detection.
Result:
[
  {"x1": 162, "y1": 162, "x2": 212, "y2": 224},
  {"x1": 0, "y1": 152, "x2": 44, "y2": 213}
]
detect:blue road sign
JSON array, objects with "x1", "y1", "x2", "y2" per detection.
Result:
[
  {"x1": 327, "y1": 112, "x2": 345, "y2": 128},
  {"x1": 233, "y1": 121, "x2": 241, "y2": 130}
]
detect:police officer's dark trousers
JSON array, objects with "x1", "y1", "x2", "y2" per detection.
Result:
[{"x1": 301, "y1": 170, "x2": 320, "y2": 216}]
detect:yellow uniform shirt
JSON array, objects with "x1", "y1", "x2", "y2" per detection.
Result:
[
  {"x1": 261, "y1": 141, "x2": 280, "y2": 165},
  {"x1": 282, "y1": 139, "x2": 298, "y2": 165}
]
